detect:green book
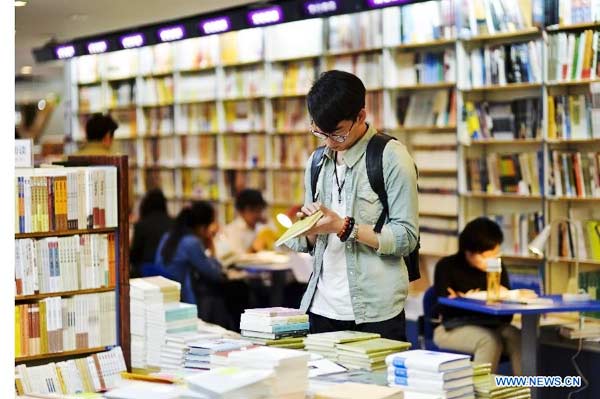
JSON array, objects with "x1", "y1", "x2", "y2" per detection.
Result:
[
  {"x1": 306, "y1": 331, "x2": 381, "y2": 344},
  {"x1": 335, "y1": 338, "x2": 411, "y2": 354}
]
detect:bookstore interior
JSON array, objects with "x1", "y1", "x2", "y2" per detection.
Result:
[{"x1": 12, "y1": 0, "x2": 600, "y2": 398}]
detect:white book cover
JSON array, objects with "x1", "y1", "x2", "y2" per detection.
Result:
[
  {"x1": 228, "y1": 346, "x2": 310, "y2": 369},
  {"x1": 185, "y1": 366, "x2": 274, "y2": 396},
  {"x1": 387, "y1": 374, "x2": 474, "y2": 390},
  {"x1": 385, "y1": 350, "x2": 471, "y2": 372},
  {"x1": 387, "y1": 365, "x2": 472, "y2": 382}
]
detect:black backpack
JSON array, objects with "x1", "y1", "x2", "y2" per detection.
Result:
[{"x1": 310, "y1": 133, "x2": 421, "y2": 282}]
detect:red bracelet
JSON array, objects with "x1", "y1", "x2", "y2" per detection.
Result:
[{"x1": 337, "y1": 217, "x2": 351, "y2": 240}]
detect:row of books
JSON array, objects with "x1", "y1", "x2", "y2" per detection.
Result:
[
  {"x1": 266, "y1": 19, "x2": 323, "y2": 62},
  {"x1": 387, "y1": 350, "x2": 474, "y2": 398},
  {"x1": 272, "y1": 98, "x2": 310, "y2": 132},
  {"x1": 270, "y1": 60, "x2": 317, "y2": 96},
  {"x1": 177, "y1": 72, "x2": 217, "y2": 102},
  {"x1": 328, "y1": 10, "x2": 382, "y2": 53},
  {"x1": 15, "y1": 233, "x2": 116, "y2": 295},
  {"x1": 396, "y1": 90, "x2": 456, "y2": 128},
  {"x1": 15, "y1": 347, "x2": 127, "y2": 396},
  {"x1": 15, "y1": 166, "x2": 118, "y2": 233},
  {"x1": 548, "y1": 94, "x2": 600, "y2": 140},
  {"x1": 224, "y1": 99, "x2": 266, "y2": 132},
  {"x1": 273, "y1": 171, "x2": 305, "y2": 205},
  {"x1": 78, "y1": 85, "x2": 104, "y2": 113},
  {"x1": 327, "y1": 54, "x2": 383, "y2": 90},
  {"x1": 465, "y1": 151, "x2": 544, "y2": 195},
  {"x1": 550, "y1": 220, "x2": 600, "y2": 260},
  {"x1": 221, "y1": 134, "x2": 268, "y2": 169},
  {"x1": 547, "y1": 30, "x2": 600, "y2": 82},
  {"x1": 176, "y1": 103, "x2": 219, "y2": 134},
  {"x1": 223, "y1": 65, "x2": 265, "y2": 99},
  {"x1": 464, "y1": 98, "x2": 542, "y2": 140},
  {"x1": 456, "y1": 0, "x2": 536, "y2": 38},
  {"x1": 580, "y1": 270, "x2": 600, "y2": 319},
  {"x1": 107, "y1": 80, "x2": 136, "y2": 109},
  {"x1": 140, "y1": 106, "x2": 173, "y2": 136},
  {"x1": 466, "y1": 41, "x2": 543, "y2": 87},
  {"x1": 139, "y1": 76, "x2": 174, "y2": 106},
  {"x1": 15, "y1": 292, "x2": 116, "y2": 358},
  {"x1": 472, "y1": 363, "x2": 531, "y2": 399},
  {"x1": 545, "y1": 0, "x2": 600, "y2": 27},
  {"x1": 240, "y1": 307, "x2": 309, "y2": 349},
  {"x1": 490, "y1": 212, "x2": 545, "y2": 256},
  {"x1": 392, "y1": 49, "x2": 456, "y2": 86},
  {"x1": 386, "y1": 0, "x2": 456, "y2": 45},
  {"x1": 550, "y1": 151, "x2": 600, "y2": 197},
  {"x1": 271, "y1": 135, "x2": 317, "y2": 169}
]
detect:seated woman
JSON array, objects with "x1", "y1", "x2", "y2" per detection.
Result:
[
  {"x1": 155, "y1": 201, "x2": 234, "y2": 329},
  {"x1": 433, "y1": 217, "x2": 521, "y2": 375}
]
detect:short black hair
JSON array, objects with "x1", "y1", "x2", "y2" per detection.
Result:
[
  {"x1": 459, "y1": 217, "x2": 504, "y2": 254},
  {"x1": 235, "y1": 189, "x2": 267, "y2": 211},
  {"x1": 85, "y1": 113, "x2": 118, "y2": 142},
  {"x1": 307, "y1": 70, "x2": 366, "y2": 133}
]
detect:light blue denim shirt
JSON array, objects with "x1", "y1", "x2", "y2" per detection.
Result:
[{"x1": 285, "y1": 124, "x2": 419, "y2": 323}]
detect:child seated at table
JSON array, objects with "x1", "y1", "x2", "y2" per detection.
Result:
[{"x1": 433, "y1": 217, "x2": 522, "y2": 375}]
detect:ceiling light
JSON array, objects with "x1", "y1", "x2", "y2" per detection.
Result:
[
  {"x1": 15, "y1": 1, "x2": 27, "y2": 7},
  {"x1": 20, "y1": 66, "x2": 32, "y2": 75}
]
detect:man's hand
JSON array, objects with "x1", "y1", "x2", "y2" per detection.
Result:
[{"x1": 300, "y1": 203, "x2": 345, "y2": 236}]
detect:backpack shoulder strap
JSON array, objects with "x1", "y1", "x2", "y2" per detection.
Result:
[
  {"x1": 365, "y1": 133, "x2": 396, "y2": 233},
  {"x1": 310, "y1": 146, "x2": 327, "y2": 202}
]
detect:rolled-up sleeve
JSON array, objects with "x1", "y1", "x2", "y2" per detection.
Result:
[
  {"x1": 375, "y1": 141, "x2": 419, "y2": 257},
  {"x1": 283, "y1": 153, "x2": 314, "y2": 254}
]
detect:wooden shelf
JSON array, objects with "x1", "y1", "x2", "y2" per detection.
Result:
[
  {"x1": 393, "y1": 38, "x2": 456, "y2": 50},
  {"x1": 269, "y1": 53, "x2": 320, "y2": 63},
  {"x1": 222, "y1": 59, "x2": 263, "y2": 68},
  {"x1": 546, "y1": 79, "x2": 600, "y2": 87},
  {"x1": 393, "y1": 126, "x2": 456, "y2": 133},
  {"x1": 131, "y1": 164, "x2": 217, "y2": 170},
  {"x1": 462, "y1": 27, "x2": 541, "y2": 43},
  {"x1": 221, "y1": 130, "x2": 266, "y2": 135},
  {"x1": 419, "y1": 212, "x2": 457, "y2": 219},
  {"x1": 412, "y1": 144, "x2": 457, "y2": 150},
  {"x1": 546, "y1": 21, "x2": 600, "y2": 32},
  {"x1": 141, "y1": 102, "x2": 174, "y2": 108},
  {"x1": 77, "y1": 80, "x2": 102, "y2": 86},
  {"x1": 222, "y1": 95, "x2": 267, "y2": 101},
  {"x1": 325, "y1": 47, "x2": 383, "y2": 57},
  {"x1": 462, "y1": 82, "x2": 542, "y2": 93},
  {"x1": 468, "y1": 138, "x2": 543, "y2": 145},
  {"x1": 269, "y1": 93, "x2": 307, "y2": 99},
  {"x1": 176, "y1": 98, "x2": 218, "y2": 105},
  {"x1": 141, "y1": 71, "x2": 174, "y2": 78},
  {"x1": 15, "y1": 227, "x2": 117, "y2": 239},
  {"x1": 462, "y1": 192, "x2": 543, "y2": 200},
  {"x1": 15, "y1": 346, "x2": 111, "y2": 364},
  {"x1": 418, "y1": 169, "x2": 457, "y2": 175},
  {"x1": 105, "y1": 75, "x2": 137, "y2": 82},
  {"x1": 273, "y1": 130, "x2": 310, "y2": 135},
  {"x1": 548, "y1": 257, "x2": 600, "y2": 266},
  {"x1": 178, "y1": 66, "x2": 217, "y2": 73},
  {"x1": 547, "y1": 138, "x2": 600, "y2": 144},
  {"x1": 546, "y1": 196, "x2": 600, "y2": 202},
  {"x1": 107, "y1": 105, "x2": 136, "y2": 111},
  {"x1": 390, "y1": 82, "x2": 456, "y2": 90},
  {"x1": 16, "y1": 287, "x2": 115, "y2": 302},
  {"x1": 501, "y1": 254, "x2": 544, "y2": 263}
]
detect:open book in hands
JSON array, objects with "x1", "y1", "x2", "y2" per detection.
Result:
[{"x1": 275, "y1": 210, "x2": 324, "y2": 248}]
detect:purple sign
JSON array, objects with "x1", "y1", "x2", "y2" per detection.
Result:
[
  {"x1": 304, "y1": 0, "x2": 338, "y2": 16},
  {"x1": 247, "y1": 5, "x2": 283, "y2": 26},
  {"x1": 158, "y1": 25, "x2": 185, "y2": 42},
  {"x1": 55, "y1": 45, "x2": 75, "y2": 59},
  {"x1": 200, "y1": 16, "x2": 231, "y2": 35},
  {"x1": 120, "y1": 33, "x2": 145, "y2": 49},
  {"x1": 87, "y1": 40, "x2": 108, "y2": 54}
]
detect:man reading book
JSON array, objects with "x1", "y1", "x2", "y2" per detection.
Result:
[{"x1": 284, "y1": 70, "x2": 419, "y2": 340}]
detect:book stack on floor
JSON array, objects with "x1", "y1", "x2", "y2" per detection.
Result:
[
  {"x1": 240, "y1": 307, "x2": 309, "y2": 349},
  {"x1": 472, "y1": 363, "x2": 531, "y2": 399},
  {"x1": 336, "y1": 338, "x2": 411, "y2": 372},
  {"x1": 185, "y1": 367, "x2": 275, "y2": 399},
  {"x1": 15, "y1": 347, "x2": 127, "y2": 396},
  {"x1": 304, "y1": 331, "x2": 381, "y2": 361},
  {"x1": 129, "y1": 276, "x2": 188, "y2": 371},
  {"x1": 386, "y1": 350, "x2": 475, "y2": 399},
  {"x1": 159, "y1": 331, "x2": 222, "y2": 372},
  {"x1": 228, "y1": 346, "x2": 311, "y2": 399},
  {"x1": 314, "y1": 382, "x2": 404, "y2": 399}
]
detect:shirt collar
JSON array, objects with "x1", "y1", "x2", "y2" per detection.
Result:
[{"x1": 323, "y1": 123, "x2": 377, "y2": 168}]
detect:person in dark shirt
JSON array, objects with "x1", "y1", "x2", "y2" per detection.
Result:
[
  {"x1": 129, "y1": 189, "x2": 172, "y2": 278},
  {"x1": 433, "y1": 217, "x2": 521, "y2": 375}
]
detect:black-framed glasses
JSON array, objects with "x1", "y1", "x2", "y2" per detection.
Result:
[{"x1": 310, "y1": 120, "x2": 355, "y2": 143}]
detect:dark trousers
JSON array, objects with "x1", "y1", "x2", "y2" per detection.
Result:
[{"x1": 309, "y1": 310, "x2": 407, "y2": 341}]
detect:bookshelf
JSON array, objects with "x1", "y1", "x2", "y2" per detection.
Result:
[
  {"x1": 14, "y1": 156, "x2": 131, "y2": 369},
  {"x1": 63, "y1": 2, "x2": 600, "y2": 302}
]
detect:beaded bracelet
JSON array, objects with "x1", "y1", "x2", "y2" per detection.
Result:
[{"x1": 338, "y1": 216, "x2": 355, "y2": 242}]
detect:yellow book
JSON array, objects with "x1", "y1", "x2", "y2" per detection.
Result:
[
  {"x1": 547, "y1": 96, "x2": 557, "y2": 139},
  {"x1": 54, "y1": 363, "x2": 67, "y2": 394},
  {"x1": 39, "y1": 300, "x2": 48, "y2": 355},
  {"x1": 15, "y1": 306, "x2": 21, "y2": 357},
  {"x1": 275, "y1": 210, "x2": 323, "y2": 247}
]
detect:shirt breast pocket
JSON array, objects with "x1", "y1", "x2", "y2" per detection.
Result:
[{"x1": 356, "y1": 188, "x2": 383, "y2": 225}]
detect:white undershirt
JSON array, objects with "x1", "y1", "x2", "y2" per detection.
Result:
[{"x1": 310, "y1": 156, "x2": 354, "y2": 320}]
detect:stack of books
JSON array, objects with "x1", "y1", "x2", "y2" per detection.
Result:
[
  {"x1": 304, "y1": 331, "x2": 381, "y2": 361},
  {"x1": 335, "y1": 338, "x2": 411, "y2": 371},
  {"x1": 474, "y1": 375, "x2": 531, "y2": 398},
  {"x1": 185, "y1": 367, "x2": 275, "y2": 399},
  {"x1": 184, "y1": 338, "x2": 253, "y2": 370},
  {"x1": 240, "y1": 307, "x2": 309, "y2": 348},
  {"x1": 159, "y1": 331, "x2": 221, "y2": 371},
  {"x1": 129, "y1": 276, "x2": 184, "y2": 371},
  {"x1": 386, "y1": 350, "x2": 474, "y2": 398},
  {"x1": 229, "y1": 346, "x2": 311, "y2": 399}
]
